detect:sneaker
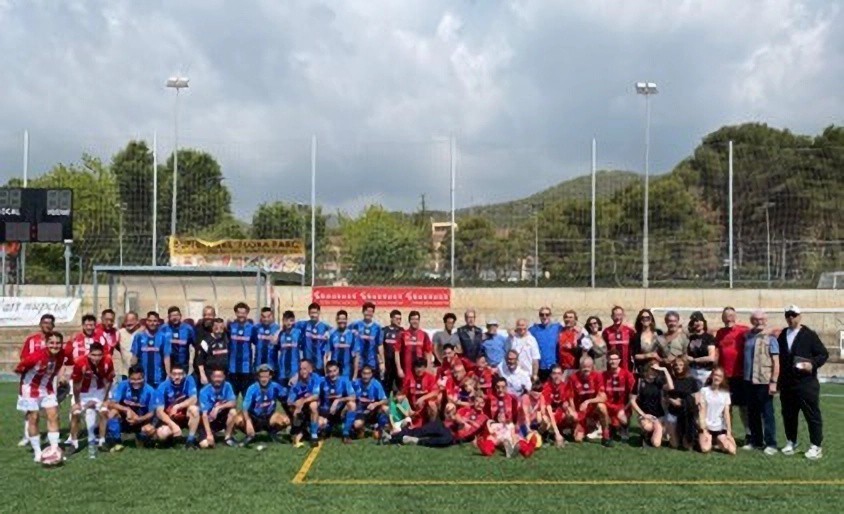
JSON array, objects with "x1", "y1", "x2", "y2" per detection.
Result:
[
  {"x1": 763, "y1": 446, "x2": 778, "y2": 456},
  {"x1": 342, "y1": 437, "x2": 352, "y2": 445},
  {"x1": 401, "y1": 435, "x2": 419, "y2": 445},
  {"x1": 619, "y1": 427, "x2": 629, "y2": 442},
  {"x1": 240, "y1": 436, "x2": 255, "y2": 448},
  {"x1": 309, "y1": 439, "x2": 319, "y2": 448},
  {"x1": 224, "y1": 437, "x2": 238, "y2": 448},
  {"x1": 294, "y1": 441, "x2": 305, "y2": 449},
  {"x1": 586, "y1": 428, "x2": 602, "y2": 441},
  {"x1": 741, "y1": 443, "x2": 756, "y2": 451},
  {"x1": 781, "y1": 441, "x2": 798, "y2": 456},
  {"x1": 503, "y1": 438, "x2": 515, "y2": 458},
  {"x1": 17, "y1": 437, "x2": 30, "y2": 448},
  {"x1": 184, "y1": 440, "x2": 198, "y2": 450},
  {"x1": 601, "y1": 438, "x2": 614, "y2": 448},
  {"x1": 804, "y1": 445, "x2": 822, "y2": 460},
  {"x1": 380, "y1": 431, "x2": 391, "y2": 445},
  {"x1": 109, "y1": 443, "x2": 125, "y2": 453}
]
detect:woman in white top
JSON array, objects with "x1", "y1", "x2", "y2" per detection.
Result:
[{"x1": 697, "y1": 366, "x2": 737, "y2": 455}]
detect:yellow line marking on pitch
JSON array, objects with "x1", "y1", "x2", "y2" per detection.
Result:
[
  {"x1": 299, "y1": 479, "x2": 844, "y2": 486},
  {"x1": 291, "y1": 443, "x2": 323, "y2": 484}
]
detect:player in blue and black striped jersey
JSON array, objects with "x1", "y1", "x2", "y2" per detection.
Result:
[
  {"x1": 351, "y1": 365, "x2": 389, "y2": 441},
  {"x1": 277, "y1": 311, "x2": 302, "y2": 387},
  {"x1": 295, "y1": 302, "x2": 331, "y2": 375},
  {"x1": 105, "y1": 365, "x2": 157, "y2": 451},
  {"x1": 327, "y1": 310, "x2": 357, "y2": 379},
  {"x1": 252, "y1": 307, "x2": 280, "y2": 373},
  {"x1": 318, "y1": 360, "x2": 357, "y2": 443},
  {"x1": 227, "y1": 302, "x2": 254, "y2": 398},
  {"x1": 198, "y1": 367, "x2": 237, "y2": 449},
  {"x1": 287, "y1": 359, "x2": 323, "y2": 447},
  {"x1": 130, "y1": 311, "x2": 170, "y2": 388},
  {"x1": 160, "y1": 306, "x2": 195, "y2": 371},
  {"x1": 235, "y1": 364, "x2": 290, "y2": 446},
  {"x1": 350, "y1": 302, "x2": 384, "y2": 379},
  {"x1": 152, "y1": 364, "x2": 200, "y2": 448}
]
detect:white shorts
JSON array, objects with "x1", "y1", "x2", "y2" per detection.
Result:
[
  {"x1": 664, "y1": 413, "x2": 678, "y2": 425},
  {"x1": 75, "y1": 389, "x2": 108, "y2": 413},
  {"x1": 17, "y1": 394, "x2": 58, "y2": 413},
  {"x1": 691, "y1": 368, "x2": 711, "y2": 388}
]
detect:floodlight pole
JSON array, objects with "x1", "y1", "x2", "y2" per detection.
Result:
[
  {"x1": 166, "y1": 77, "x2": 189, "y2": 243},
  {"x1": 636, "y1": 82, "x2": 658, "y2": 288},
  {"x1": 1, "y1": 245, "x2": 6, "y2": 296},
  {"x1": 64, "y1": 240, "x2": 72, "y2": 296},
  {"x1": 21, "y1": 129, "x2": 29, "y2": 285}
]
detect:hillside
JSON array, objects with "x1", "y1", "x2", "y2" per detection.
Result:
[{"x1": 455, "y1": 169, "x2": 640, "y2": 223}]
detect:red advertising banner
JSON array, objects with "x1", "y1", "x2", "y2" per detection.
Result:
[{"x1": 312, "y1": 287, "x2": 451, "y2": 308}]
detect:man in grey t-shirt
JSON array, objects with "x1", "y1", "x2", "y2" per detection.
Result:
[{"x1": 432, "y1": 313, "x2": 461, "y2": 364}]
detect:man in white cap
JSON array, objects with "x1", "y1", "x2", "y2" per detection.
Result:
[
  {"x1": 776, "y1": 305, "x2": 828, "y2": 460},
  {"x1": 481, "y1": 319, "x2": 507, "y2": 368}
]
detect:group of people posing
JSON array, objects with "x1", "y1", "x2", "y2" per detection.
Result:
[{"x1": 15, "y1": 300, "x2": 829, "y2": 463}]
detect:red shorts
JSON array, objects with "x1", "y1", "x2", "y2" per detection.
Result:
[
  {"x1": 606, "y1": 403, "x2": 629, "y2": 426},
  {"x1": 575, "y1": 405, "x2": 599, "y2": 433},
  {"x1": 552, "y1": 408, "x2": 566, "y2": 427},
  {"x1": 168, "y1": 409, "x2": 189, "y2": 427}
]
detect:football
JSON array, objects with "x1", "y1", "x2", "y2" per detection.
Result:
[{"x1": 40, "y1": 446, "x2": 64, "y2": 468}]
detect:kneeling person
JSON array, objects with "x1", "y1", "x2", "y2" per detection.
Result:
[
  {"x1": 352, "y1": 365, "x2": 389, "y2": 440},
  {"x1": 236, "y1": 364, "x2": 290, "y2": 446},
  {"x1": 154, "y1": 364, "x2": 200, "y2": 448},
  {"x1": 318, "y1": 360, "x2": 357, "y2": 442},
  {"x1": 105, "y1": 365, "x2": 156, "y2": 451},
  {"x1": 197, "y1": 367, "x2": 237, "y2": 448},
  {"x1": 70, "y1": 342, "x2": 115, "y2": 452}
]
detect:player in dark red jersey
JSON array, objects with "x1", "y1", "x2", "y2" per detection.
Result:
[
  {"x1": 485, "y1": 376, "x2": 520, "y2": 424},
  {"x1": 567, "y1": 356, "x2": 612, "y2": 446},
  {"x1": 445, "y1": 394, "x2": 488, "y2": 443},
  {"x1": 542, "y1": 365, "x2": 570, "y2": 447},
  {"x1": 380, "y1": 309, "x2": 404, "y2": 393},
  {"x1": 602, "y1": 306, "x2": 636, "y2": 372},
  {"x1": 17, "y1": 313, "x2": 55, "y2": 447},
  {"x1": 396, "y1": 311, "x2": 433, "y2": 381},
  {"x1": 602, "y1": 350, "x2": 636, "y2": 441},
  {"x1": 437, "y1": 343, "x2": 474, "y2": 379},
  {"x1": 69, "y1": 342, "x2": 115, "y2": 453},
  {"x1": 402, "y1": 358, "x2": 439, "y2": 426},
  {"x1": 473, "y1": 355, "x2": 495, "y2": 396},
  {"x1": 15, "y1": 331, "x2": 65, "y2": 462}
]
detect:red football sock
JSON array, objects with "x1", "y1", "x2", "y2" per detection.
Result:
[
  {"x1": 602, "y1": 428, "x2": 610, "y2": 439},
  {"x1": 478, "y1": 438, "x2": 495, "y2": 456},
  {"x1": 518, "y1": 440, "x2": 536, "y2": 458}
]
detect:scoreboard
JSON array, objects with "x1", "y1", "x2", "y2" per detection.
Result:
[{"x1": 0, "y1": 188, "x2": 73, "y2": 243}]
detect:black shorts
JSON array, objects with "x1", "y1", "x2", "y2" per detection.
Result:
[
  {"x1": 197, "y1": 408, "x2": 232, "y2": 440},
  {"x1": 228, "y1": 373, "x2": 253, "y2": 397},
  {"x1": 251, "y1": 414, "x2": 272, "y2": 433},
  {"x1": 729, "y1": 379, "x2": 748, "y2": 407},
  {"x1": 318, "y1": 407, "x2": 342, "y2": 427},
  {"x1": 708, "y1": 429, "x2": 727, "y2": 438},
  {"x1": 120, "y1": 418, "x2": 146, "y2": 434}
]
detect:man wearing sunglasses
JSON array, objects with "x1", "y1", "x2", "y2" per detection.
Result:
[
  {"x1": 776, "y1": 305, "x2": 828, "y2": 460},
  {"x1": 529, "y1": 307, "x2": 562, "y2": 382}
]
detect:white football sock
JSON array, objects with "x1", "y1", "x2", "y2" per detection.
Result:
[
  {"x1": 30, "y1": 436, "x2": 42, "y2": 461},
  {"x1": 47, "y1": 431, "x2": 60, "y2": 449},
  {"x1": 85, "y1": 409, "x2": 98, "y2": 441}
]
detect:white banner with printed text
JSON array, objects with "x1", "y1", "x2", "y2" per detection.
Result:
[{"x1": 0, "y1": 297, "x2": 81, "y2": 326}]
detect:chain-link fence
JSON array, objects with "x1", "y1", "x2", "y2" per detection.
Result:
[{"x1": 1, "y1": 128, "x2": 842, "y2": 289}]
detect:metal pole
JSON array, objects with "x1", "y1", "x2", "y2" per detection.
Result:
[
  {"x1": 21, "y1": 129, "x2": 29, "y2": 284},
  {"x1": 533, "y1": 211, "x2": 539, "y2": 287},
  {"x1": 300, "y1": 209, "x2": 306, "y2": 287},
  {"x1": 310, "y1": 135, "x2": 317, "y2": 287},
  {"x1": 728, "y1": 140, "x2": 734, "y2": 288},
  {"x1": 152, "y1": 130, "x2": 158, "y2": 266},
  {"x1": 591, "y1": 137, "x2": 596, "y2": 288},
  {"x1": 119, "y1": 207, "x2": 124, "y2": 266},
  {"x1": 170, "y1": 89, "x2": 180, "y2": 242},
  {"x1": 781, "y1": 228, "x2": 786, "y2": 282},
  {"x1": 64, "y1": 242, "x2": 72, "y2": 296},
  {"x1": 450, "y1": 135, "x2": 456, "y2": 287},
  {"x1": 766, "y1": 205, "x2": 771, "y2": 286},
  {"x1": 643, "y1": 95, "x2": 651, "y2": 289},
  {"x1": 1, "y1": 246, "x2": 6, "y2": 297}
]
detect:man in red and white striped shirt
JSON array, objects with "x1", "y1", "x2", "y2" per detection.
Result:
[
  {"x1": 64, "y1": 314, "x2": 99, "y2": 366},
  {"x1": 69, "y1": 342, "x2": 115, "y2": 452},
  {"x1": 15, "y1": 331, "x2": 66, "y2": 463},
  {"x1": 17, "y1": 313, "x2": 55, "y2": 447},
  {"x1": 94, "y1": 309, "x2": 121, "y2": 356}
]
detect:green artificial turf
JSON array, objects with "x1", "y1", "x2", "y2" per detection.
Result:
[{"x1": 2, "y1": 383, "x2": 842, "y2": 513}]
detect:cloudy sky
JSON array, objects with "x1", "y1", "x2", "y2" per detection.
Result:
[{"x1": 0, "y1": 0, "x2": 841, "y2": 220}]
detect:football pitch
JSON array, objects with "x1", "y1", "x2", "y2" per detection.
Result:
[{"x1": 3, "y1": 383, "x2": 843, "y2": 513}]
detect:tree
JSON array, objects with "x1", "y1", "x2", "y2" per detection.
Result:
[
  {"x1": 157, "y1": 149, "x2": 232, "y2": 238},
  {"x1": 111, "y1": 140, "x2": 154, "y2": 264},
  {"x1": 340, "y1": 206, "x2": 426, "y2": 284},
  {"x1": 251, "y1": 201, "x2": 328, "y2": 281}
]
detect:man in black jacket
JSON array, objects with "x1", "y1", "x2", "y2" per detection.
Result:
[
  {"x1": 457, "y1": 309, "x2": 483, "y2": 362},
  {"x1": 776, "y1": 305, "x2": 828, "y2": 460},
  {"x1": 195, "y1": 318, "x2": 230, "y2": 388}
]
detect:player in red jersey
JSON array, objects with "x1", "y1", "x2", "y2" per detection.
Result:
[
  {"x1": 485, "y1": 376, "x2": 520, "y2": 424},
  {"x1": 602, "y1": 306, "x2": 636, "y2": 372},
  {"x1": 437, "y1": 343, "x2": 474, "y2": 379},
  {"x1": 94, "y1": 309, "x2": 121, "y2": 356},
  {"x1": 62, "y1": 313, "x2": 101, "y2": 446},
  {"x1": 17, "y1": 313, "x2": 55, "y2": 447},
  {"x1": 445, "y1": 394, "x2": 488, "y2": 443},
  {"x1": 520, "y1": 380, "x2": 547, "y2": 436},
  {"x1": 478, "y1": 401, "x2": 538, "y2": 458},
  {"x1": 557, "y1": 310, "x2": 584, "y2": 375},
  {"x1": 69, "y1": 342, "x2": 115, "y2": 452},
  {"x1": 402, "y1": 358, "x2": 439, "y2": 426},
  {"x1": 15, "y1": 331, "x2": 66, "y2": 463},
  {"x1": 602, "y1": 350, "x2": 636, "y2": 441},
  {"x1": 715, "y1": 306, "x2": 750, "y2": 440},
  {"x1": 473, "y1": 355, "x2": 496, "y2": 396},
  {"x1": 567, "y1": 356, "x2": 612, "y2": 446},
  {"x1": 542, "y1": 365, "x2": 570, "y2": 447},
  {"x1": 396, "y1": 311, "x2": 433, "y2": 381}
]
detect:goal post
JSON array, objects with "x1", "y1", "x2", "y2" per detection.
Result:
[{"x1": 92, "y1": 265, "x2": 272, "y2": 320}]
